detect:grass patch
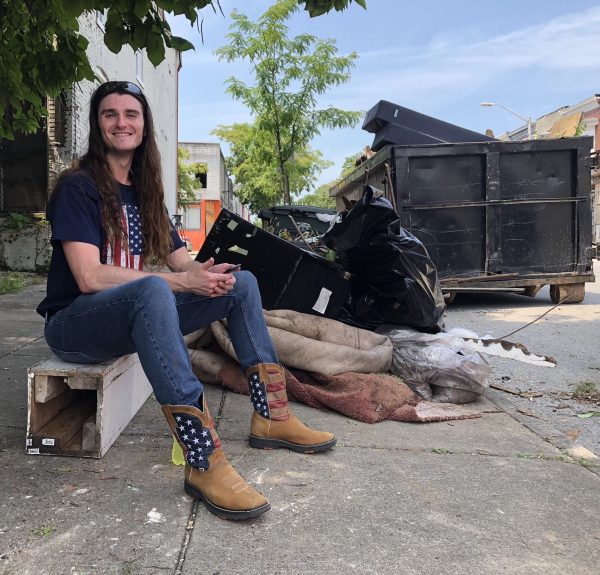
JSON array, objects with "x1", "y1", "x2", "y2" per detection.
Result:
[
  {"x1": 31, "y1": 525, "x2": 55, "y2": 537},
  {"x1": 572, "y1": 382, "x2": 600, "y2": 403},
  {"x1": 0, "y1": 272, "x2": 26, "y2": 294},
  {"x1": 517, "y1": 452, "x2": 598, "y2": 470},
  {"x1": 517, "y1": 452, "x2": 570, "y2": 463},
  {"x1": 0, "y1": 271, "x2": 45, "y2": 295},
  {"x1": 576, "y1": 458, "x2": 599, "y2": 470}
]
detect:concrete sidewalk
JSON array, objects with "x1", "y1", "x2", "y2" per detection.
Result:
[{"x1": 0, "y1": 284, "x2": 599, "y2": 575}]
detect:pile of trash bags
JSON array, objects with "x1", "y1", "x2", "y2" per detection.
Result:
[
  {"x1": 323, "y1": 185, "x2": 446, "y2": 333},
  {"x1": 377, "y1": 325, "x2": 491, "y2": 404}
]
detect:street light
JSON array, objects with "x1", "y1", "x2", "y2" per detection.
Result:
[{"x1": 480, "y1": 101, "x2": 533, "y2": 139}]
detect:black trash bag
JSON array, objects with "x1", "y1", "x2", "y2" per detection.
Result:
[{"x1": 324, "y1": 185, "x2": 446, "y2": 332}]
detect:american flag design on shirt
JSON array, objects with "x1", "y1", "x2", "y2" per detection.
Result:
[
  {"x1": 105, "y1": 203, "x2": 144, "y2": 270},
  {"x1": 172, "y1": 412, "x2": 219, "y2": 471}
]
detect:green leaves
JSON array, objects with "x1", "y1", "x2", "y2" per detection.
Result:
[
  {"x1": 2, "y1": 0, "x2": 364, "y2": 139},
  {"x1": 171, "y1": 36, "x2": 195, "y2": 52},
  {"x1": 576, "y1": 412, "x2": 600, "y2": 419},
  {"x1": 299, "y1": 0, "x2": 366, "y2": 17},
  {"x1": 134, "y1": 0, "x2": 152, "y2": 19},
  {"x1": 103, "y1": 21, "x2": 130, "y2": 54},
  {"x1": 214, "y1": 0, "x2": 361, "y2": 207}
]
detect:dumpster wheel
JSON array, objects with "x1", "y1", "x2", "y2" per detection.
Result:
[{"x1": 549, "y1": 283, "x2": 585, "y2": 304}]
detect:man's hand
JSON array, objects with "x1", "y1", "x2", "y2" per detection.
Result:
[{"x1": 184, "y1": 258, "x2": 236, "y2": 297}]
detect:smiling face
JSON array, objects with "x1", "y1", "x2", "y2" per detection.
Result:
[{"x1": 97, "y1": 93, "x2": 145, "y2": 156}]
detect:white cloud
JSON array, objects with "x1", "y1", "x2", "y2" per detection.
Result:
[{"x1": 320, "y1": 5, "x2": 600, "y2": 121}]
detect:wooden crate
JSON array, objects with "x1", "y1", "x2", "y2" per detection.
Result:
[{"x1": 26, "y1": 354, "x2": 152, "y2": 458}]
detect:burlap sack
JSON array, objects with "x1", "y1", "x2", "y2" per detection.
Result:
[{"x1": 210, "y1": 309, "x2": 392, "y2": 376}]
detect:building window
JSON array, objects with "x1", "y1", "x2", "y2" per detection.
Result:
[
  {"x1": 136, "y1": 50, "x2": 144, "y2": 85},
  {"x1": 195, "y1": 170, "x2": 207, "y2": 189},
  {"x1": 186, "y1": 207, "x2": 202, "y2": 230}
]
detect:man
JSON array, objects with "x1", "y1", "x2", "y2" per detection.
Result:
[{"x1": 37, "y1": 81, "x2": 336, "y2": 520}]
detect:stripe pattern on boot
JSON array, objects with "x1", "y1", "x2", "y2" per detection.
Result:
[
  {"x1": 248, "y1": 364, "x2": 288, "y2": 421},
  {"x1": 172, "y1": 412, "x2": 221, "y2": 471}
]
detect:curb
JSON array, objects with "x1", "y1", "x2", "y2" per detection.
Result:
[{"x1": 486, "y1": 388, "x2": 599, "y2": 475}]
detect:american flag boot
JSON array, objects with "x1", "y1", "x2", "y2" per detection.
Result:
[
  {"x1": 246, "y1": 363, "x2": 337, "y2": 454},
  {"x1": 162, "y1": 397, "x2": 270, "y2": 520}
]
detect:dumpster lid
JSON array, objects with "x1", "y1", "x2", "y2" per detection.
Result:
[{"x1": 363, "y1": 100, "x2": 496, "y2": 151}]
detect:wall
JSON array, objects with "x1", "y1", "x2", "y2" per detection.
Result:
[
  {"x1": 178, "y1": 142, "x2": 229, "y2": 250},
  {"x1": 49, "y1": 11, "x2": 180, "y2": 215}
]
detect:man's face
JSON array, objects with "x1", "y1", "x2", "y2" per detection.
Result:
[{"x1": 97, "y1": 93, "x2": 145, "y2": 154}]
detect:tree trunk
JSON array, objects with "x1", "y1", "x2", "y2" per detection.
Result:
[{"x1": 283, "y1": 172, "x2": 291, "y2": 205}]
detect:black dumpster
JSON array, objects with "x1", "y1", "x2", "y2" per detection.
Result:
[{"x1": 330, "y1": 137, "x2": 595, "y2": 303}]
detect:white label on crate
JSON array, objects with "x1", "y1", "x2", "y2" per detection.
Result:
[
  {"x1": 227, "y1": 220, "x2": 238, "y2": 231},
  {"x1": 312, "y1": 288, "x2": 332, "y2": 315},
  {"x1": 27, "y1": 449, "x2": 40, "y2": 455},
  {"x1": 26, "y1": 438, "x2": 32, "y2": 446},
  {"x1": 42, "y1": 438, "x2": 55, "y2": 446}
]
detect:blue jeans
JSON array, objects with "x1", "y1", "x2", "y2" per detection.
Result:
[{"x1": 44, "y1": 272, "x2": 278, "y2": 407}]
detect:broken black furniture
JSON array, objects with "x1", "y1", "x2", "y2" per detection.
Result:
[
  {"x1": 258, "y1": 205, "x2": 337, "y2": 238},
  {"x1": 196, "y1": 210, "x2": 351, "y2": 319},
  {"x1": 363, "y1": 100, "x2": 496, "y2": 152},
  {"x1": 331, "y1": 137, "x2": 595, "y2": 303}
]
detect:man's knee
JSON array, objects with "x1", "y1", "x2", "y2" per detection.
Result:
[
  {"x1": 133, "y1": 276, "x2": 174, "y2": 303},
  {"x1": 232, "y1": 270, "x2": 259, "y2": 298}
]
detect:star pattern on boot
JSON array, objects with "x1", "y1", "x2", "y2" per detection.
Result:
[
  {"x1": 173, "y1": 413, "x2": 215, "y2": 471},
  {"x1": 249, "y1": 372, "x2": 270, "y2": 419}
]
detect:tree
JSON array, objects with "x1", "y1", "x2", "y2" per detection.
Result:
[
  {"x1": 212, "y1": 122, "x2": 331, "y2": 212},
  {"x1": 177, "y1": 147, "x2": 207, "y2": 211},
  {"x1": 214, "y1": 0, "x2": 362, "y2": 205},
  {"x1": 0, "y1": 0, "x2": 366, "y2": 140},
  {"x1": 297, "y1": 152, "x2": 358, "y2": 209}
]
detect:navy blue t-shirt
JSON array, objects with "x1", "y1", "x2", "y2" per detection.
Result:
[{"x1": 36, "y1": 172, "x2": 184, "y2": 317}]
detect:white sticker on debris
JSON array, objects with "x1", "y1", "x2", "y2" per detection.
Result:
[
  {"x1": 227, "y1": 220, "x2": 238, "y2": 231},
  {"x1": 42, "y1": 438, "x2": 55, "y2": 446},
  {"x1": 312, "y1": 288, "x2": 332, "y2": 315},
  {"x1": 228, "y1": 245, "x2": 248, "y2": 256}
]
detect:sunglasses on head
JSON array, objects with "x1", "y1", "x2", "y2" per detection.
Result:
[{"x1": 92, "y1": 81, "x2": 145, "y2": 104}]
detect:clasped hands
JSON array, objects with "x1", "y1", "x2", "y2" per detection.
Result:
[{"x1": 187, "y1": 257, "x2": 239, "y2": 297}]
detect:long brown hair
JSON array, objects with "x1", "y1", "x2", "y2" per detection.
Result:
[{"x1": 52, "y1": 82, "x2": 173, "y2": 264}]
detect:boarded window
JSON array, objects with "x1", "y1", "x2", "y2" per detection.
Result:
[{"x1": 0, "y1": 129, "x2": 48, "y2": 213}]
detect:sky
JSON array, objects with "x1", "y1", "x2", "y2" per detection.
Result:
[{"x1": 170, "y1": 0, "x2": 600, "y2": 190}]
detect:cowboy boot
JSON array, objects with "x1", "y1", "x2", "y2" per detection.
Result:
[
  {"x1": 162, "y1": 396, "x2": 270, "y2": 520},
  {"x1": 246, "y1": 363, "x2": 336, "y2": 454}
]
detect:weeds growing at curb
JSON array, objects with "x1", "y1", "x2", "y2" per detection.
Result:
[
  {"x1": 0, "y1": 272, "x2": 26, "y2": 294},
  {"x1": 0, "y1": 271, "x2": 45, "y2": 295},
  {"x1": 572, "y1": 381, "x2": 600, "y2": 403},
  {"x1": 31, "y1": 526, "x2": 55, "y2": 537},
  {"x1": 516, "y1": 452, "x2": 598, "y2": 470}
]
